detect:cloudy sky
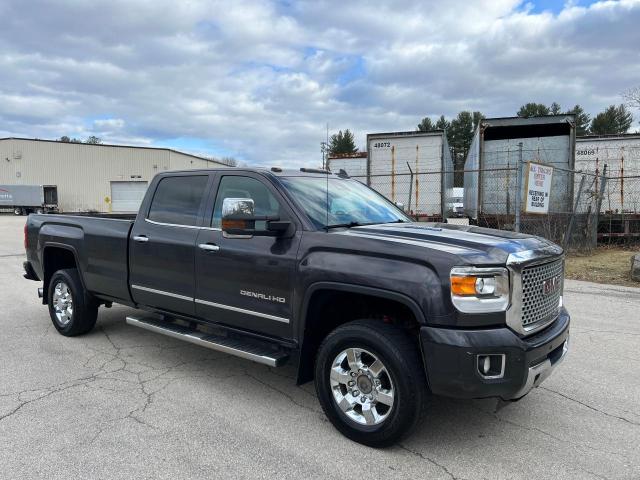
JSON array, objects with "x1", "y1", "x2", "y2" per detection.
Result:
[{"x1": 1, "y1": 0, "x2": 639, "y2": 166}]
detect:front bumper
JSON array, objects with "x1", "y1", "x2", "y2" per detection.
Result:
[{"x1": 420, "y1": 307, "x2": 569, "y2": 400}]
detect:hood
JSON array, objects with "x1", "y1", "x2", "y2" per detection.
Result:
[{"x1": 338, "y1": 222, "x2": 563, "y2": 265}]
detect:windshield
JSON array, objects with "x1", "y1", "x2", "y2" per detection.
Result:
[{"x1": 279, "y1": 176, "x2": 411, "y2": 229}]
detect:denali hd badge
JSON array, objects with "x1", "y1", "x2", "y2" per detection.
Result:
[
  {"x1": 542, "y1": 275, "x2": 561, "y2": 296},
  {"x1": 240, "y1": 290, "x2": 286, "y2": 304}
]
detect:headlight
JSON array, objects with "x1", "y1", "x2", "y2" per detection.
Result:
[{"x1": 450, "y1": 266, "x2": 510, "y2": 313}]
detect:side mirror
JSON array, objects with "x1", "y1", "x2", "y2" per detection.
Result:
[
  {"x1": 221, "y1": 198, "x2": 255, "y2": 238},
  {"x1": 221, "y1": 197, "x2": 292, "y2": 238}
]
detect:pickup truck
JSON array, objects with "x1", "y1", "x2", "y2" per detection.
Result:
[{"x1": 23, "y1": 167, "x2": 569, "y2": 447}]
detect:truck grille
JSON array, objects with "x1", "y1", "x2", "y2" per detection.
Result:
[{"x1": 521, "y1": 259, "x2": 563, "y2": 328}]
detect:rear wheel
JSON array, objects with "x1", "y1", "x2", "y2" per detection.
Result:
[
  {"x1": 48, "y1": 269, "x2": 99, "y2": 336},
  {"x1": 315, "y1": 320, "x2": 429, "y2": 447},
  {"x1": 13, "y1": 207, "x2": 23, "y2": 216},
  {"x1": 35, "y1": 208, "x2": 44, "y2": 214}
]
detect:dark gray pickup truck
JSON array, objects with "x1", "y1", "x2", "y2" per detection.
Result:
[{"x1": 24, "y1": 167, "x2": 569, "y2": 446}]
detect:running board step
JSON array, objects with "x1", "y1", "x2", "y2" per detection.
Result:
[{"x1": 125, "y1": 315, "x2": 289, "y2": 367}]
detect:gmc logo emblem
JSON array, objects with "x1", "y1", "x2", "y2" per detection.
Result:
[{"x1": 543, "y1": 275, "x2": 561, "y2": 296}]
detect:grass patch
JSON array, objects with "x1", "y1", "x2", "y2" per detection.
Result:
[{"x1": 565, "y1": 246, "x2": 639, "y2": 288}]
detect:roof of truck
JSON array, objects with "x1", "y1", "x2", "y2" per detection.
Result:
[{"x1": 163, "y1": 167, "x2": 346, "y2": 178}]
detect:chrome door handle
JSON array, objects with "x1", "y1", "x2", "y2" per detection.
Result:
[
  {"x1": 198, "y1": 243, "x2": 220, "y2": 252},
  {"x1": 133, "y1": 235, "x2": 149, "y2": 243}
]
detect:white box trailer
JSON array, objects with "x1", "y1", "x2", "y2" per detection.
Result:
[
  {"x1": 575, "y1": 134, "x2": 640, "y2": 213},
  {"x1": 327, "y1": 153, "x2": 368, "y2": 178},
  {"x1": 366, "y1": 131, "x2": 453, "y2": 219},
  {"x1": 0, "y1": 184, "x2": 58, "y2": 215},
  {"x1": 464, "y1": 115, "x2": 576, "y2": 219}
]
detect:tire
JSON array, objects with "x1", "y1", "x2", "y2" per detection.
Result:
[
  {"x1": 36, "y1": 208, "x2": 44, "y2": 214},
  {"x1": 13, "y1": 207, "x2": 23, "y2": 216},
  {"x1": 47, "y1": 269, "x2": 99, "y2": 336},
  {"x1": 315, "y1": 319, "x2": 429, "y2": 447}
]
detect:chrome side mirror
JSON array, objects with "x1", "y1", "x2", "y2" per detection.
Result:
[
  {"x1": 222, "y1": 198, "x2": 255, "y2": 238},
  {"x1": 222, "y1": 197, "x2": 255, "y2": 218}
]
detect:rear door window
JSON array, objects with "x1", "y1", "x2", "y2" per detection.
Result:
[{"x1": 147, "y1": 175, "x2": 208, "y2": 226}]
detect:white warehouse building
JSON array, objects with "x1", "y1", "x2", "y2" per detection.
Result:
[{"x1": 0, "y1": 138, "x2": 225, "y2": 212}]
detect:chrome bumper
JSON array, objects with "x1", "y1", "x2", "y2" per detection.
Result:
[{"x1": 510, "y1": 336, "x2": 569, "y2": 400}]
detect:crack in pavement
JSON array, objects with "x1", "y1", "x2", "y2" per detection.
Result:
[
  {"x1": 398, "y1": 444, "x2": 466, "y2": 480},
  {"x1": 244, "y1": 370, "x2": 324, "y2": 416},
  {"x1": 0, "y1": 375, "x2": 99, "y2": 423},
  {"x1": 540, "y1": 386, "x2": 640, "y2": 426},
  {"x1": 469, "y1": 403, "x2": 631, "y2": 462}
]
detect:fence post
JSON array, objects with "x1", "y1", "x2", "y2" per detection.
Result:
[
  {"x1": 591, "y1": 164, "x2": 608, "y2": 248},
  {"x1": 406, "y1": 162, "x2": 414, "y2": 214},
  {"x1": 514, "y1": 142, "x2": 523, "y2": 232},
  {"x1": 564, "y1": 174, "x2": 586, "y2": 250}
]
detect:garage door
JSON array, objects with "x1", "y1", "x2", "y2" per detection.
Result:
[{"x1": 110, "y1": 181, "x2": 148, "y2": 212}]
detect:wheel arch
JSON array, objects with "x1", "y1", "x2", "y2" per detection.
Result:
[
  {"x1": 295, "y1": 282, "x2": 425, "y2": 384},
  {"x1": 41, "y1": 244, "x2": 85, "y2": 304}
]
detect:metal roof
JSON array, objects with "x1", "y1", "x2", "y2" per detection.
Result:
[
  {"x1": 0, "y1": 137, "x2": 226, "y2": 166},
  {"x1": 481, "y1": 114, "x2": 576, "y2": 128},
  {"x1": 577, "y1": 133, "x2": 640, "y2": 141}
]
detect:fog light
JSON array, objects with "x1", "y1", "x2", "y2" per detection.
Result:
[
  {"x1": 477, "y1": 354, "x2": 505, "y2": 379},
  {"x1": 481, "y1": 355, "x2": 491, "y2": 374}
]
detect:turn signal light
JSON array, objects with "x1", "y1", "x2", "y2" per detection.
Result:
[{"x1": 450, "y1": 276, "x2": 478, "y2": 296}]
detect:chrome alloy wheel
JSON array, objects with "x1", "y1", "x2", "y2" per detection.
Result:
[
  {"x1": 330, "y1": 347, "x2": 395, "y2": 426},
  {"x1": 53, "y1": 281, "x2": 73, "y2": 326}
]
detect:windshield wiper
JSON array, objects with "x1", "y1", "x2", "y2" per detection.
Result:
[
  {"x1": 325, "y1": 221, "x2": 363, "y2": 230},
  {"x1": 325, "y1": 219, "x2": 409, "y2": 230}
]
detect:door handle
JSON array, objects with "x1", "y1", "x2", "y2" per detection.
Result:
[
  {"x1": 133, "y1": 235, "x2": 149, "y2": 243},
  {"x1": 198, "y1": 243, "x2": 220, "y2": 252}
]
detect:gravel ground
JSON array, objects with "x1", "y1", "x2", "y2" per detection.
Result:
[{"x1": 1, "y1": 215, "x2": 639, "y2": 479}]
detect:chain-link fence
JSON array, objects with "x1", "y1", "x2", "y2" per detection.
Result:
[
  {"x1": 350, "y1": 172, "x2": 444, "y2": 220},
  {"x1": 466, "y1": 165, "x2": 606, "y2": 253},
  {"x1": 575, "y1": 143, "x2": 640, "y2": 244},
  {"x1": 597, "y1": 173, "x2": 640, "y2": 243},
  {"x1": 347, "y1": 163, "x2": 640, "y2": 253}
]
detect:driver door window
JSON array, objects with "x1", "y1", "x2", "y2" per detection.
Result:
[{"x1": 212, "y1": 176, "x2": 281, "y2": 229}]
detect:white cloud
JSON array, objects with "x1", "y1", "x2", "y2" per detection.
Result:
[{"x1": 0, "y1": 0, "x2": 638, "y2": 166}]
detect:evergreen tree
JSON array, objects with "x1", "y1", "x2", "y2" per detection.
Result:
[
  {"x1": 517, "y1": 102, "x2": 551, "y2": 117},
  {"x1": 591, "y1": 104, "x2": 633, "y2": 135},
  {"x1": 329, "y1": 129, "x2": 358, "y2": 155},
  {"x1": 435, "y1": 115, "x2": 450, "y2": 131},
  {"x1": 565, "y1": 104, "x2": 591, "y2": 136},
  {"x1": 549, "y1": 102, "x2": 562, "y2": 115},
  {"x1": 416, "y1": 117, "x2": 435, "y2": 132}
]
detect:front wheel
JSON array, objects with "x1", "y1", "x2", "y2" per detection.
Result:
[
  {"x1": 13, "y1": 207, "x2": 23, "y2": 216},
  {"x1": 48, "y1": 269, "x2": 99, "y2": 336},
  {"x1": 315, "y1": 320, "x2": 429, "y2": 447}
]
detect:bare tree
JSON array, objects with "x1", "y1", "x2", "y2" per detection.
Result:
[{"x1": 623, "y1": 87, "x2": 640, "y2": 123}]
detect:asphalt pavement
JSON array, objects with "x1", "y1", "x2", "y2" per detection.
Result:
[{"x1": 1, "y1": 215, "x2": 639, "y2": 479}]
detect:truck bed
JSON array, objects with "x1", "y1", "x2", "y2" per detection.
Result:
[{"x1": 26, "y1": 214, "x2": 135, "y2": 303}]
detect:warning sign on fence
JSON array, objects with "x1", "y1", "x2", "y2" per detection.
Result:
[{"x1": 524, "y1": 162, "x2": 553, "y2": 214}]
